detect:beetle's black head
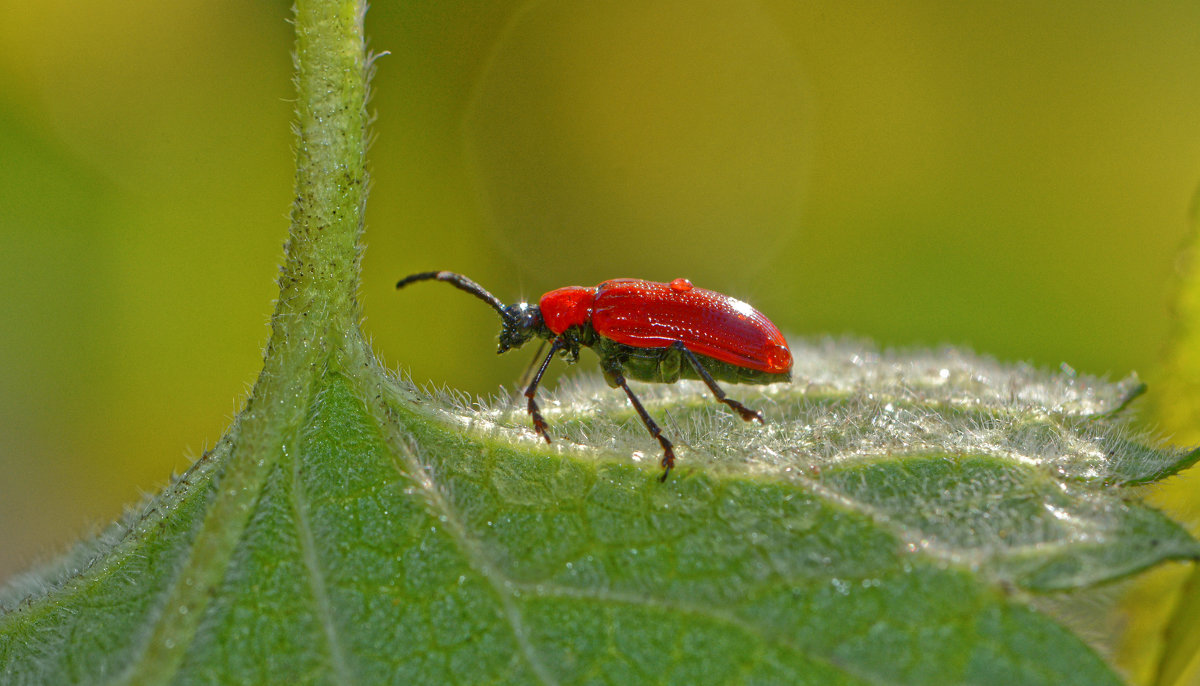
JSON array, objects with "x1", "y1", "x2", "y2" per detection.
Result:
[{"x1": 498, "y1": 302, "x2": 544, "y2": 354}]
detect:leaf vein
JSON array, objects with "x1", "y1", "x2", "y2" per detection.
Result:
[
  {"x1": 288, "y1": 439, "x2": 354, "y2": 685},
  {"x1": 368, "y1": 376, "x2": 561, "y2": 686}
]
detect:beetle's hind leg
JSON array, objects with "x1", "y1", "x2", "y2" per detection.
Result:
[
  {"x1": 672, "y1": 342, "x2": 764, "y2": 423},
  {"x1": 522, "y1": 338, "x2": 563, "y2": 442},
  {"x1": 609, "y1": 369, "x2": 677, "y2": 482}
]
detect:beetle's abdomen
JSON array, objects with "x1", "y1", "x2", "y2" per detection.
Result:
[{"x1": 591, "y1": 278, "x2": 792, "y2": 374}]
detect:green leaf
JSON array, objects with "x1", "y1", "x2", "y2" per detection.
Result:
[
  {"x1": 4, "y1": 340, "x2": 1198, "y2": 685},
  {"x1": 2, "y1": 1, "x2": 1197, "y2": 685}
]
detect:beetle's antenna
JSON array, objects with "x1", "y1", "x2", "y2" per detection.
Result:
[{"x1": 396, "y1": 271, "x2": 509, "y2": 319}]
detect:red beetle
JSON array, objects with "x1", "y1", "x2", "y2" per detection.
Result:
[{"x1": 396, "y1": 272, "x2": 792, "y2": 480}]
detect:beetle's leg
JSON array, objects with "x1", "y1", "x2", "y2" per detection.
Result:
[
  {"x1": 517, "y1": 340, "x2": 549, "y2": 391},
  {"x1": 524, "y1": 338, "x2": 563, "y2": 442},
  {"x1": 672, "y1": 342, "x2": 764, "y2": 423},
  {"x1": 610, "y1": 368, "x2": 677, "y2": 482}
]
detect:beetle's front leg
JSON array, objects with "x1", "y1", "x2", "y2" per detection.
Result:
[{"x1": 523, "y1": 337, "x2": 564, "y2": 442}]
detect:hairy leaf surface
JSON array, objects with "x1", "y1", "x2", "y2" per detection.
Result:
[{"x1": 2, "y1": 341, "x2": 1196, "y2": 685}]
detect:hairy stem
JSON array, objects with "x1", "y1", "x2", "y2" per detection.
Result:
[{"x1": 118, "y1": 1, "x2": 368, "y2": 683}]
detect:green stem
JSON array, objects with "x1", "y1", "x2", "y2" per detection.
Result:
[
  {"x1": 279, "y1": 0, "x2": 368, "y2": 349},
  {"x1": 119, "y1": 1, "x2": 368, "y2": 682}
]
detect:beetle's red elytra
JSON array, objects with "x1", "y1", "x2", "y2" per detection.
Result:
[{"x1": 396, "y1": 272, "x2": 792, "y2": 481}]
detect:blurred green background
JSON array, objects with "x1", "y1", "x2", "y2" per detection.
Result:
[{"x1": 1, "y1": 0, "x2": 1197, "y2": 606}]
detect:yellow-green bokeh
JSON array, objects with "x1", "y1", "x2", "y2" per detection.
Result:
[{"x1": 2, "y1": 3, "x2": 1198, "y2": 669}]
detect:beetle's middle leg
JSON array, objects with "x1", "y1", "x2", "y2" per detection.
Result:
[
  {"x1": 609, "y1": 368, "x2": 677, "y2": 482},
  {"x1": 672, "y1": 341, "x2": 764, "y2": 423}
]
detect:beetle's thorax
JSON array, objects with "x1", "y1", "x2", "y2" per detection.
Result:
[{"x1": 539, "y1": 286, "x2": 597, "y2": 335}]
